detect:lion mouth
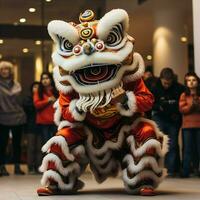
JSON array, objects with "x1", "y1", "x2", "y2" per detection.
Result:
[{"x1": 71, "y1": 63, "x2": 121, "y2": 86}]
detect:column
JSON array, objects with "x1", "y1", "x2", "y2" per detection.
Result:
[
  {"x1": 153, "y1": 0, "x2": 188, "y2": 83},
  {"x1": 192, "y1": 0, "x2": 200, "y2": 77},
  {"x1": 35, "y1": 54, "x2": 43, "y2": 81}
]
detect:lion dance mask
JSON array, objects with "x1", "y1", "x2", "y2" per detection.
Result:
[{"x1": 37, "y1": 9, "x2": 168, "y2": 196}]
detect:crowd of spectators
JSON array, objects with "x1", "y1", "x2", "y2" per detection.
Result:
[{"x1": 0, "y1": 60, "x2": 199, "y2": 178}]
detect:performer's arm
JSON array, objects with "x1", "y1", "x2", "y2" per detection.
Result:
[
  {"x1": 59, "y1": 92, "x2": 86, "y2": 122},
  {"x1": 133, "y1": 78, "x2": 154, "y2": 112},
  {"x1": 116, "y1": 78, "x2": 154, "y2": 116}
]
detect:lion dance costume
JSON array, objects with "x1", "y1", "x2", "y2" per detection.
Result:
[{"x1": 37, "y1": 9, "x2": 168, "y2": 196}]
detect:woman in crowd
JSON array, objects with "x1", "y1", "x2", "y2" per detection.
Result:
[
  {"x1": 24, "y1": 81, "x2": 42, "y2": 174},
  {"x1": 33, "y1": 72, "x2": 58, "y2": 145},
  {"x1": 179, "y1": 72, "x2": 200, "y2": 178},
  {"x1": 0, "y1": 61, "x2": 26, "y2": 176}
]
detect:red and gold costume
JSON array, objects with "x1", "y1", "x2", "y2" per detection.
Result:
[{"x1": 37, "y1": 9, "x2": 168, "y2": 196}]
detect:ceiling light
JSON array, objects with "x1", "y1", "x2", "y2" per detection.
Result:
[
  {"x1": 45, "y1": 0, "x2": 52, "y2": 2},
  {"x1": 19, "y1": 18, "x2": 26, "y2": 23},
  {"x1": 29, "y1": 8, "x2": 36, "y2": 13},
  {"x1": 180, "y1": 36, "x2": 187, "y2": 43},
  {"x1": 22, "y1": 48, "x2": 29, "y2": 53},
  {"x1": 0, "y1": 54, "x2": 2, "y2": 59},
  {"x1": 0, "y1": 39, "x2": 3, "y2": 44},
  {"x1": 35, "y1": 40, "x2": 42, "y2": 45},
  {"x1": 146, "y1": 55, "x2": 152, "y2": 61}
]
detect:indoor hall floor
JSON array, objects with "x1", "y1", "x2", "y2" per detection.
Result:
[{"x1": 0, "y1": 165, "x2": 200, "y2": 200}]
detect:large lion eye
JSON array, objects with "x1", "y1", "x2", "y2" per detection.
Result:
[
  {"x1": 106, "y1": 23, "x2": 124, "y2": 47},
  {"x1": 57, "y1": 35, "x2": 73, "y2": 52}
]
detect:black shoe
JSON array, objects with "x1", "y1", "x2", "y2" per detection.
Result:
[
  {"x1": 167, "y1": 173, "x2": 175, "y2": 178},
  {"x1": 0, "y1": 165, "x2": 9, "y2": 176},
  {"x1": 14, "y1": 164, "x2": 25, "y2": 175},
  {"x1": 180, "y1": 173, "x2": 190, "y2": 178},
  {"x1": 28, "y1": 169, "x2": 37, "y2": 175},
  {"x1": 28, "y1": 166, "x2": 37, "y2": 175}
]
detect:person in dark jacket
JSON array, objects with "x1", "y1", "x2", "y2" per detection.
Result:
[
  {"x1": 0, "y1": 61, "x2": 26, "y2": 176},
  {"x1": 24, "y1": 81, "x2": 42, "y2": 174},
  {"x1": 143, "y1": 66, "x2": 158, "y2": 119},
  {"x1": 151, "y1": 68, "x2": 185, "y2": 177}
]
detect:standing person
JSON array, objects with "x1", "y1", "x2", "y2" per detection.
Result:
[
  {"x1": 143, "y1": 66, "x2": 158, "y2": 93},
  {"x1": 33, "y1": 72, "x2": 58, "y2": 145},
  {"x1": 143, "y1": 66, "x2": 158, "y2": 119},
  {"x1": 24, "y1": 81, "x2": 42, "y2": 174},
  {"x1": 179, "y1": 72, "x2": 200, "y2": 178},
  {"x1": 151, "y1": 68, "x2": 185, "y2": 177},
  {"x1": 0, "y1": 61, "x2": 26, "y2": 176}
]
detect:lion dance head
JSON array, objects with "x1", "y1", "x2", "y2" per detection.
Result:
[{"x1": 48, "y1": 9, "x2": 144, "y2": 112}]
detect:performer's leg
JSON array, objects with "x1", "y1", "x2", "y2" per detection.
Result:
[
  {"x1": 122, "y1": 118, "x2": 168, "y2": 196},
  {"x1": 37, "y1": 127, "x2": 88, "y2": 196}
]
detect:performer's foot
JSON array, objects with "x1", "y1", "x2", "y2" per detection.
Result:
[
  {"x1": 140, "y1": 187, "x2": 155, "y2": 196},
  {"x1": 37, "y1": 187, "x2": 56, "y2": 196},
  {"x1": 37, "y1": 186, "x2": 78, "y2": 196},
  {"x1": 37, "y1": 180, "x2": 84, "y2": 196},
  {"x1": 37, "y1": 187, "x2": 58, "y2": 196}
]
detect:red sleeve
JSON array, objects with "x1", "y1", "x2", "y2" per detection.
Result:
[
  {"x1": 33, "y1": 90, "x2": 49, "y2": 110},
  {"x1": 133, "y1": 79, "x2": 154, "y2": 112},
  {"x1": 59, "y1": 92, "x2": 76, "y2": 123},
  {"x1": 179, "y1": 93, "x2": 192, "y2": 114}
]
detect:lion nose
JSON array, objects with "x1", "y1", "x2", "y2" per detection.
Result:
[{"x1": 83, "y1": 42, "x2": 94, "y2": 55}]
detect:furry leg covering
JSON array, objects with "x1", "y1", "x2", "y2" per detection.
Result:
[
  {"x1": 122, "y1": 118, "x2": 169, "y2": 194},
  {"x1": 39, "y1": 135, "x2": 88, "y2": 192}
]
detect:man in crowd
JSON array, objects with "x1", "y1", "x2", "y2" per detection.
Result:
[{"x1": 151, "y1": 68, "x2": 185, "y2": 177}]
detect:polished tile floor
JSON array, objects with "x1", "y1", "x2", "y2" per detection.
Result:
[{"x1": 0, "y1": 165, "x2": 200, "y2": 200}]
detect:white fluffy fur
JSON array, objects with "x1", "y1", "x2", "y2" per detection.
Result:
[
  {"x1": 48, "y1": 20, "x2": 79, "y2": 48},
  {"x1": 123, "y1": 169, "x2": 167, "y2": 193},
  {"x1": 123, "y1": 154, "x2": 162, "y2": 175},
  {"x1": 39, "y1": 153, "x2": 80, "y2": 176},
  {"x1": 41, "y1": 135, "x2": 74, "y2": 161},
  {"x1": 58, "y1": 120, "x2": 78, "y2": 130},
  {"x1": 116, "y1": 91, "x2": 137, "y2": 116},
  {"x1": 84, "y1": 125, "x2": 131, "y2": 156},
  {"x1": 130, "y1": 117, "x2": 169, "y2": 155},
  {"x1": 41, "y1": 170, "x2": 75, "y2": 190},
  {"x1": 53, "y1": 66, "x2": 73, "y2": 94},
  {"x1": 127, "y1": 136, "x2": 165, "y2": 158},
  {"x1": 123, "y1": 52, "x2": 145, "y2": 83},
  {"x1": 96, "y1": 9, "x2": 129, "y2": 41},
  {"x1": 52, "y1": 41, "x2": 133, "y2": 72},
  {"x1": 84, "y1": 117, "x2": 168, "y2": 184},
  {"x1": 52, "y1": 50, "x2": 145, "y2": 95},
  {"x1": 71, "y1": 145, "x2": 86, "y2": 158},
  {"x1": 52, "y1": 42, "x2": 134, "y2": 94},
  {"x1": 69, "y1": 99, "x2": 86, "y2": 121},
  {"x1": 85, "y1": 117, "x2": 168, "y2": 157},
  {"x1": 90, "y1": 158, "x2": 119, "y2": 183},
  {"x1": 53, "y1": 99, "x2": 61, "y2": 126}
]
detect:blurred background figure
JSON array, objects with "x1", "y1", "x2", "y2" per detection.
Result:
[
  {"x1": 151, "y1": 67, "x2": 185, "y2": 177},
  {"x1": 0, "y1": 61, "x2": 26, "y2": 176},
  {"x1": 143, "y1": 66, "x2": 158, "y2": 119},
  {"x1": 179, "y1": 72, "x2": 200, "y2": 178},
  {"x1": 24, "y1": 81, "x2": 42, "y2": 174},
  {"x1": 33, "y1": 72, "x2": 58, "y2": 145},
  {"x1": 143, "y1": 66, "x2": 158, "y2": 93}
]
